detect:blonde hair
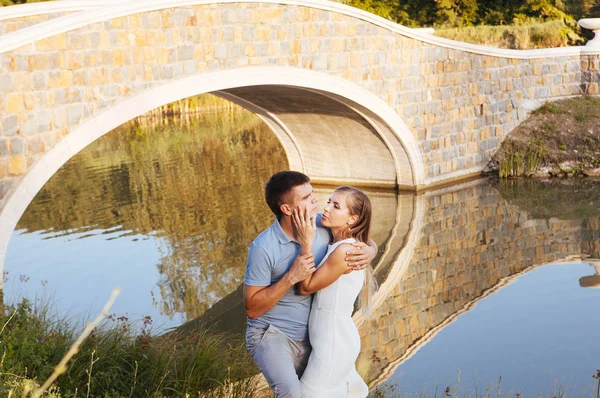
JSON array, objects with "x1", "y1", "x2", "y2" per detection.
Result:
[
  {"x1": 334, "y1": 186, "x2": 371, "y2": 243},
  {"x1": 334, "y1": 186, "x2": 377, "y2": 316}
]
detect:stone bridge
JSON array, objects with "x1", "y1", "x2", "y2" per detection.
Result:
[{"x1": 1, "y1": 1, "x2": 600, "y2": 276}]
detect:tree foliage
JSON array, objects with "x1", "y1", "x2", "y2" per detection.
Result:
[
  {"x1": 0, "y1": 0, "x2": 48, "y2": 6},
  {"x1": 343, "y1": 0, "x2": 592, "y2": 27}
]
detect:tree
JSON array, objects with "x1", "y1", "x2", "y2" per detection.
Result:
[
  {"x1": 434, "y1": 0, "x2": 479, "y2": 27},
  {"x1": 590, "y1": 0, "x2": 600, "y2": 16}
]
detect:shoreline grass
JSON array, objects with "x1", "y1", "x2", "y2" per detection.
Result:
[
  {"x1": 0, "y1": 296, "x2": 258, "y2": 397},
  {"x1": 495, "y1": 96, "x2": 600, "y2": 178}
]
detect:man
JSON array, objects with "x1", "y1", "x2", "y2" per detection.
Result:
[{"x1": 244, "y1": 171, "x2": 377, "y2": 397}]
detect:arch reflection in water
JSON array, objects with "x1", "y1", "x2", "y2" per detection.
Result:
[
  {"x1": 358, "y1": 179, "x2": 600, "y2": 393},
  {"x1": 5, "y1": 101, "x2": 288, "y2": 328}
]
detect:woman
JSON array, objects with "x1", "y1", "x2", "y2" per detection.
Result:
[{"x1": 292, "y1": 186, "x2": 373, "y2": 398}]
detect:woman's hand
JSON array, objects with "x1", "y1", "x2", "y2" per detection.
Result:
[{"x1": 292, "y1": 206, "x2": 316, "y2": 253}]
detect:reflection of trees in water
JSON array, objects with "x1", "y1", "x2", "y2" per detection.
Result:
[
  {"x1": 498, "y1": 178, "x2": 600, "y2": 220},
  {"x1": 16, "y1": 97, "x2": 288, "y2": 321}
]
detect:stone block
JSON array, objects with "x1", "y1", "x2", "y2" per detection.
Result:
[
  {"x1": 0, "y1": 138, "x2": 9, "y2": 157},
  {"x1": 27, "y1": 136, "x2": 47, "y2": 154},
  {"x1": 10, "y1": 136, "x2": 26, "y2": 156},
  {"x1": 37, "y1": 109, "x2": 52, "y2": 133},
  {"x1": 0, "y1": 74, "x2": 12, "y2": 93},
  {"x1": 2, "y1": 116, "x2": 18, "y2": 137},
  {"x1": 67, "y1": 104, "x2": 84, "y2": 125},
  {"x1": 178, "y1": 45, "x2": 194, "y2": 61},
  {"x1": 7, "y1": 93, "x2": 24, "y2": 113},
  {"x1": 20, "y1": 114, "x2": 37, "y2": 136},
  {"x1": 242, "y1": 26, "x2": 255, "y2": 41},
  {"x1": 32, "y1": 72, "x2": 47, "y2": 90},
  {"x1": 214, "y1": 44, "x2": 227, "y2": 59},
  {"x1": 8, "y1": 156, "x2": 27, "y2": 176},
  {"x1": 0, "y1": 158, "x2": 8, "y2": 180}
]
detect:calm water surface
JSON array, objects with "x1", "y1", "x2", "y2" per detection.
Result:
[{"x1": 4, "y1": 102, "x2": 600, "y2": 395}]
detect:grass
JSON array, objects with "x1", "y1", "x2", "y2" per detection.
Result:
[
  {"x1": 0, "y1": 295, "x2": 258, "y2": 397},
  {"x1": 496, "y1": 96, "x2": 600, "y2": 178},
  {"x1": 498, "y1": 139, "x2": 548, "y2": 178},
  {"x1": 435, "y1": 19, "x2": 583, "y2": 49}
]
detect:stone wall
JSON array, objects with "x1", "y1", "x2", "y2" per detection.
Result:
[
  {"x1": 0, "y1": 13, "x2": 73, "y2": 36},
  {"x1": 1, "y1": 3, "x2": 600, "y2": 204},
  {"x1": 357, "y1": 181, "x2": 597, "y2": 385},
  {"x1": 581, "y1": 54, "x2": 600, "y2": 95},
  {"x1": 582, "y1": 217, "x2": 600, "y2": 257}
]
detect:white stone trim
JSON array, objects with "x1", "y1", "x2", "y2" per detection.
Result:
[
  {"x1": 353, "y1": 194, "x2": 426, "y2": 327},
  {"x1": 422, "y1": 174, "x2": 489, "y2": 196},
  {"x1": 1, "y1": 0, "x2": 599, "y2": 57},
  {"x1": 423, "y1": 165, "x2": 485, "y2": 187},
  {"x1": 0, "y1": 66, "x2": 425, "y2": 274},
  {"x1": 579, "y1": 18, "x2": 600, "y2": 49}
]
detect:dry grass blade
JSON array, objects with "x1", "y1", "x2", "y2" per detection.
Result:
[
  {"x1": 30, "y1": 288, "x2": 120, "y2": 398},
  {"x1": 0, "y1": 309, "x2": 17, "y2": 335}
]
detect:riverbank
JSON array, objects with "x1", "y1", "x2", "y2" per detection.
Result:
[
  {"x1": 0, "y1": 297, "x2": 258, "y2": 397},
  {"x1": 489, "y1": 96, "x2": 600, "y2": 179}
]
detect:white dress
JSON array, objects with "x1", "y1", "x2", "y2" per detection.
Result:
[{"x1": 300, "y1": 238, "x2": 369, "y2": 398}]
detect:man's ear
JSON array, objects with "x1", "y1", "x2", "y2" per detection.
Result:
[{"x1": 280, "y1": 203, "x2": 293, "y2": 216}]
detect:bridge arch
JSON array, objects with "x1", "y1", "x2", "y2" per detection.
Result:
[
  {"x1": 0, "y1": 66, "x2": 424, "y2": 275},
  {"x1": 2, "y1": 0, "x2": 600, "y2": 278}
]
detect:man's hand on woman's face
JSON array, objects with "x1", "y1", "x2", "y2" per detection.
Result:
[{"x1": 345, "y1": 242, "x2": 376, "y2": 271}]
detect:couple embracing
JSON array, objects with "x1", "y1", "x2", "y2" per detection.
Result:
[{"x1": 244, "y1": 171, "x2": 377, "y2": 397}]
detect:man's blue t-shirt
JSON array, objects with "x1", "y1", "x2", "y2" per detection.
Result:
[{"x1": 244, "y1": 214, "x2": 331, "y2": 340}]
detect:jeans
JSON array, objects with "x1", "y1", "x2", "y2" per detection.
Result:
[{"x1": 246, "y1": 324, "x2": 311, "y2": 398}]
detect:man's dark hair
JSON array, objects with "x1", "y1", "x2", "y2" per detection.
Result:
[{"x1": 265, "y1": 171, "x2": 310, "y2": 219}]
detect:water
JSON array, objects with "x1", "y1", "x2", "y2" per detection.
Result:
[
  {"x1": 382, "y1": 262, "x2": 600, "y2": 396},
  {"x1": 5, "y1": 106, "x2": 288, "y2": 329},
  {"x1": 4, "y1": 102, "x2": 600, "y2": 395}
]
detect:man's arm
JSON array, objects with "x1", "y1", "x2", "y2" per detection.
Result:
[
  {"x1": 345, "y1": 239, "x2": 378, "y2": 270},
  {"x1": 315, "y1": 212, "x2": 377, "y2": 270},
  {"x1": 244, "y1": 252, "x2": 315, "y2": 319}
]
